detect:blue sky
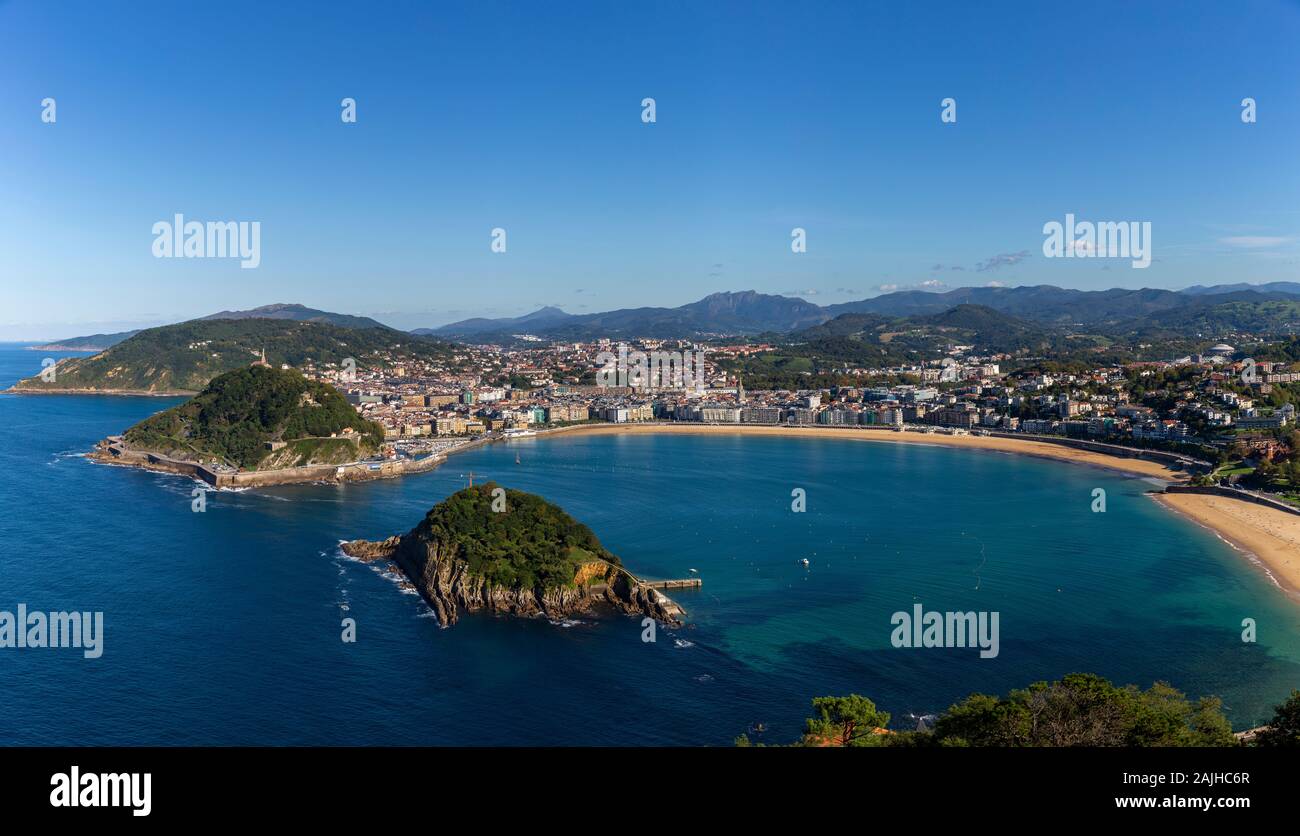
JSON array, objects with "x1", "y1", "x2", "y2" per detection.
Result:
[{"x1": 1, "y1": 0, "x2": 1298, "y2": 339}]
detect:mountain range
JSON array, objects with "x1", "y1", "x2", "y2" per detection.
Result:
[
  {"x1": 413, "y1": 290, "x2": 828, "y2": 340},
  {"x1": 14, "y1": 283, "x2": 1300, "y2": 395},
  {"x1": 423, "y1": 284, "x2": 1300, "y2": 341},
  {"x1": 29, "y1": 283, "x2": 1300, "y2": 355}
]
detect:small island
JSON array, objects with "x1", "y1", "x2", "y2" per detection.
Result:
[
  {"x1": 343, "y1": 483, "x2": 687, "y2": 627},
  {"x1": 88, "y1": 365, "x2": 446, "y2": 487}
]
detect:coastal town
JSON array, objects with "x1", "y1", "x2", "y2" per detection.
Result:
[
  {"x1": 10, "y1": 0, "x2": 1300, "y2": 780},
  {"x1": 280, "y1": 334, "x2": 1300, "y2": 501}
]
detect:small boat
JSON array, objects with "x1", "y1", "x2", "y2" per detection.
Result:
[
  {"x1": 688, "y1": 568, "x2": 698, "y2": 574},
  {"x1": 799, "y1": 558, "x2": 810, "y2": 567}
]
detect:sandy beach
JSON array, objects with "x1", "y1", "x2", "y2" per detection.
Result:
[
  {"x1": 1155, "y1": 493, "x2": 1300, "y2": 597},
  {"x1": 527, "y1": 423, "x2": 1300, "y2": 601},
  {"x1": 535, "y1": 422, "x2": 1190, "y2": 480}
]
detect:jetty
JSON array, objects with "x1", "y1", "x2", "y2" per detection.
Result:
[{"x1": 640, "y1": 578, "x2": 703, "y2": 590}]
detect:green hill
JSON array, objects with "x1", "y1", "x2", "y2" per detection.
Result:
[
  {"x1": 28, "y1": 330, "x2": 140, "y2": 351},
  {"x1": 12, "y1": 318, "x2": 457, "y2": 394},
  {"x1": 198, "y1": 302, "x2": 389, "y2": 329},
  {"x1": 122, "y1": 365, "x2": 384, "y2": 470},
  {"x1": 1139, "y1": 298, "x2": 1300, "y2": 337},
  {"x1": 410, "y1": 483, "x2": 622, "y2": 590},
  {"x1": 342, "y1": 483, "x2": 686, "y2": 626}
]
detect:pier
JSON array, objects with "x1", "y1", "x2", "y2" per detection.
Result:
[
  {"x1": 584, "y1": 555, "x2": 701, "y2": 591},
  {"x1": 640, "y1": 578, "x2": 703, "y2": 590}
]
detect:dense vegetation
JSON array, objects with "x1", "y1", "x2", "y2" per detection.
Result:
[
  {"x1": 1139, "y1": 298, "x2": 1300, "y2": 336},
  {"x1": 124, "y1": 365, "x2": 383, "y2": 469},
  {"x1": 1253, "y1": 689, "x2": 1300, "y2": 747},
  {"x1": 29, "y1": 330, "x2": 139, "y2": 350},
  {"x1": 16, "y1": 318, "x2": 458, "y2": 393},
  {"x1": 738, "y1": 674, "x2": 1300, "y2": 747},
  {"x1": 414, "y1": 483, "x2": 622, "y2": 590},
  {"x1": 1256, "y1": 336, "x2": 1300, "y2": 364}
]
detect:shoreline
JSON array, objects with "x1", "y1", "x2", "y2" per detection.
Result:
[
  {"x1": 5, "y1": 386, "x2": 196, "y2": 397},
  {"x1": 85, "y1": 435, "x2": 492, "y2": 488},
  {"x1": 1153, "y1": 492, "x2": 1300, "y2": 598},
  {"x1": 512, "y1": 423, "x2": 1300, "y2": 602},
  {"x1": 521, "y1": 422, "x2": 1193, "y2": 481},
  {"x1": 87, "y1": 420, "x2": 1300, "y2": 601},
  {"x1": 89, "y1": 421, "x2": 1192, "y2": 489}
]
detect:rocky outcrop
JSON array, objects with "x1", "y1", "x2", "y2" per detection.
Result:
[
  {"x1": 341, "y1": 532, "x2": 685, "y2": 628},
  {"x1": 606, "y1": 571, "x2": 686, "y2": 624},
  {"x1": 341, "y1": 536, "x2": 401, "y2": 562}
]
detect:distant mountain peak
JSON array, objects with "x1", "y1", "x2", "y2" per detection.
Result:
[
  {"x1": 200, "y1": 304, "x2": 387, "y2": 330},
  {"x1": 518, "y1": 306, "x2": 571, "y2": 320}
]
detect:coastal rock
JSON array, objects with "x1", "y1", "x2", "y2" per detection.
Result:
[
  {"x1": 341, "y1": 536, "x2": 400, "y2": 562},
  {"x1": 345, "y1": 532, "x2": 684, "y2": 628}
]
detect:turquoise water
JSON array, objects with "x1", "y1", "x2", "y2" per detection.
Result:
[{"x1": 2, "y1": 343, "x2": 1298, "y2": 745}]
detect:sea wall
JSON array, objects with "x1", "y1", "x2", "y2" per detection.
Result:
[
  {"x1": 987, "y1": 432, "x2": 1210, "y2": 471},
  {"x1": 92, "y1": 440, "x2": 459, "y2": 487},
  {"x1": 1163, "y1": 484, "x2": 1300, "y2": 518}
]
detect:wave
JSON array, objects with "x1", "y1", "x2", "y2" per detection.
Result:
[
  {"x1": 1146, "y1": 494, "x2": 1286, "y2": 592},
  {"x1": 549, "y1": 618, "x2": 586, "y2": 628}
]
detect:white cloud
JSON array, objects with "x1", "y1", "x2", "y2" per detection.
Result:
[{"x1": 975, "y1": 250, "x2": 1031, "y2": 272}]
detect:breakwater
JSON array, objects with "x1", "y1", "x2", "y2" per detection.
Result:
[{"x1": 88, "y1": 436, "x2": 491, "y2": 487}]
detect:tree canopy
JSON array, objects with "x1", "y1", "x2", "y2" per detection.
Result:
[
  {"x1": 415, "y1": 483, "x2": 622, "y2": 590},
  {"x1": 741, "y1": 673, "x2": 1282, "y2": 748}
]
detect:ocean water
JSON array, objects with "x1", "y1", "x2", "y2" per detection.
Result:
[{"x1": 2, "y1": 342, "x2": 1299, "y2": 745}]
